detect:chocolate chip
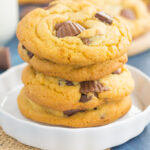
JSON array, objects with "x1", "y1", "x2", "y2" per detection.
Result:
[
  {"x1": 112, "y1": 68, "x2": 122, "y2": 74},
  {"x1": 0, "y1": 47, "x2": 11, "y2": 70},
  {"x1": 22, "y1": 45, "x2": 34, "y2": 58},
  {"x1": 95, "y1": 12, "x2": 113, "y2": 25},
  {"x1": 27, "y1": 51, "x2": 34, "y2": 58},
  {"x1": 81, "y1": 38, "x2": 90, "y2": 45},
  {"x1": 64, "y1": 109, "x2": 85, "y2": 117},
  {"x1": 66, "y1": 80, "x2": 74, "y2": 86},
  {"x1": 55, "y1": 21, "x2": 85, "y2": 38},
  {"x1": 94, "y1": 107, "x2": 97, "y2": 110},
  {"x1": 120, "y1": 8, "x2": 136, "y2": 20},
  {"x1": 79, "y1": 94, "x2": 92, "y2": 103},
  {"x1": 80, "y1": 81, "x2": 109, "y2": 94},
  {"x1": 22, "y1": 45, "x2": 26, "y2": 49}
]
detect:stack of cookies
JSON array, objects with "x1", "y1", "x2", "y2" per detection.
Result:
[{"x1": 17, "y1": 0, "x2": 134, "y2": 128}]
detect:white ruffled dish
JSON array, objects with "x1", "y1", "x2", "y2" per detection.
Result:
[{"x1": 0, "y1": 63, "x2": 150, "y2": 150}]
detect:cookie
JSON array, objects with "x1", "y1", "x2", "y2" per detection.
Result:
[
  {"x1": 84, "y1": 0, "x2": 150, "y2": 38},
  {"x1": 18, "y1": 88, "x2": 132, "y2": 128},
  {"x1": 17, "y1": 0, "x2": 131, "y2": 66},
  {"x1": 22, "y1": 65, "x2": 134, "y2": 111},
  {"x1": 18, "y1": 43, "x2": 128, "y2": 82}
]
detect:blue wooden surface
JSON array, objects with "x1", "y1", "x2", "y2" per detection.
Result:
[{"x1": 2, "y1": 35, "x2": 150, "y2": 150}]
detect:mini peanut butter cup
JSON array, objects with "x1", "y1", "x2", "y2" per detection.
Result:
[
  {"x1": 55, "y1": 21, "x2": 85, "y2": 38},
  {"x1": 79, "y1": 94, "x2": 92, "y2": 103},
  {"x1": 80, "y1": 81, "x2": 109, "y2": 94},
  {"x1": 95, "y1": 12, "x2": 113, "y2": 24}
]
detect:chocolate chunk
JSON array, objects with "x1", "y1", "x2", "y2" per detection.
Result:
[
  {"x1": 80, "y1": 81, "x2": 109, "y2": 94},
  {"x1": 94, "y1": 92, "x2": 98, "y2": 98},
  {"x1": 112, "y1": 68, "x2": 122, "y2": 74},
  {"x1": 55, "y1": 21, "x2": 85, "y2": 38},
  {"x1": 120, "y1": 8, "x2": 136, "y2": 20},
  {"x1": 95, "y1": 12, "x2": 113, "y2": 25},
  {"x1": 79, "y1": 94, "x2": 92, "y2": 103},
  {"x1": 55, "y1": 23, "x2": 62, "y2": 30},
  {"x1": 0, "y1": 47, "x2": 11, "y2": 70},
  {"x1": 94, "y1": 107, "x2": 97, "y2": 110},
  {"x1": 81, "y1": 38, "x2": 90, "y2": 45},
  {"x1": 66, "y1": 80, "x2": 74, "y2": 86},
  {"x1": 64, "y1": 109, "x2": 85, "y2": 117}
]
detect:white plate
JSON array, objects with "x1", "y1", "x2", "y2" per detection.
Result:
[{"x1": 0, "y1": 63, "x2": 150, "y2": 150}]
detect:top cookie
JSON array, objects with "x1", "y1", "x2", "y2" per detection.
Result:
[
  {"x1": 17, "y1": 0, "x2": 131, "y2": 66},
  {"x1": 84, "y1": 0, "x2": 150, "y2": 38}
]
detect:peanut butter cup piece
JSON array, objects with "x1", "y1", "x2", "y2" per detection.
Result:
[
  {"x1": 80, "y1": 81, "x2": 109, "y2": 94},
  {"x1": 55, "y1": 21, "x2": 85, "y2": 38},
  {"x1": 81, "y1": 38, "x2": 90, "y2": 45},
  {"x1": 94, "y1": 92, "x2": 98, "y2": 98},
  {"x1": 120, "y1": 8, "x2": 136, "y2": 20},
  {"x1": 64, "y1": 109, "x2": 85, "y2": 117},
  {"x1": 79, "y1": 94, "x2": 92, "y2": 103},
  {"x1": 95, "y1": 12, "x2": 113, "y2": 25}
]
